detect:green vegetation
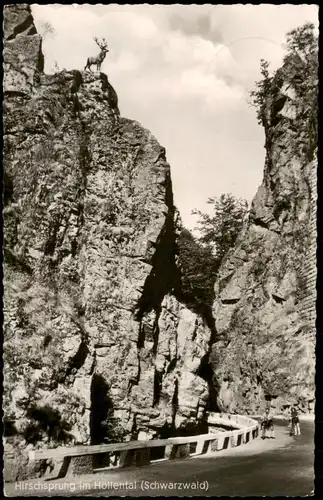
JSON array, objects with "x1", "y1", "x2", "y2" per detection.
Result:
[
  {"x1": 192, "y1": 194, "x2": 248, "y2": 264},
  {"x1": 24, "y1": 405, "x2": 73, "y2": 445},
  {"x1": 177, "y1": 194, "x2": 248, "y2": 311},
  {"x1": 249, "y1": 58, "x2": 272, "y2": 126},
  {"x1": 177, "y1": 228, "x2": 218, "y2": 309},
  {"x1": 249, "y1": 22, "x2": 318, "y2": 160}
]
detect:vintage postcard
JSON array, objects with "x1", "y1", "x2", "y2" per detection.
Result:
[{"x1": 2, "y1": 3, "x2": 318, "y2": 497}]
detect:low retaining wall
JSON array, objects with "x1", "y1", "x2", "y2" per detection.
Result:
[
  {"x1": 207, "y1": 412, "x2": 257, "y2": 430},
  {"x1": 25, "y1": 414, "x2": 260, "y2": 479},
  {"x1": 249, "y1": 414, "x2": 314, "y2": 421}
]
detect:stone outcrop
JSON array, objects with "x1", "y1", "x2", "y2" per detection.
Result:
[
  {"x1": 3, "y1": 4, "x2": 317, "y2": 482},
  {"x1": 211, "y1": 54, "x2": 317, "y2": 416},
  {"x1": 3, "y1": 4, "x2": 44, "y2": 94},
  {"x1": 3, "y1": 5, "x2": 212, "y2": 480}
]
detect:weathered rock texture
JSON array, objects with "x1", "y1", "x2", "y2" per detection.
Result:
[
  {"x1": 3, "y1": 5, "x2": 212, "y2": 480},
  {"x1": 211, "y1": 52, "x2": 317, "y2": 416},
  {"x1": 3, "y1": 4, "x2": 317, "y2": 481}
]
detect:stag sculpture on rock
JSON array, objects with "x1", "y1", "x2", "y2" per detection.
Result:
[{"x1": 84, "y1": 37, "x2": 109, "y2": 72}]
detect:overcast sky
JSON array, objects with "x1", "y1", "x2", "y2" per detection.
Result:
[{"x1": 31, "y1": 4, "x2": 318, "y2": 230}]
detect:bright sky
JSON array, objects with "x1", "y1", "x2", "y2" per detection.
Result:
[{"x1": 31, "y1": 4, "x2": 318, "y2": 230}]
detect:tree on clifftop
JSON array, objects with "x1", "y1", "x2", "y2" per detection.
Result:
[
  {"x1": 38, "y1": 20, "x2": 56, "y2": 40},
  {"x1": 283, "y1": 22, "x2": 318, "y2": 62},
  {"x1": 249, "y1": 22, "x2": 318, "y2": 160},
  {"x1": 248, "y1": 58, "x2": 272, "y2": 126}
]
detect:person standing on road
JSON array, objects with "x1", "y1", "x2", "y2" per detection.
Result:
[
  {"x1": 291, "y1": 407, "x2": 301, "y2": 435},
  {"x1": 261, "y1": 407, "x2": 275, "y2": 439}
]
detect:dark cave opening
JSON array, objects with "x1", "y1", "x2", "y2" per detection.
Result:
[
  {"x1": 71, "y1": 239, "x2": 78, "y2": 257},
  {"x1": 166, "y1": 358, "x2": 177, "y2": 374},
  {"x1": 3, "y1": 419, "x2": 17, "y2": 437},
  {"x1": 171, "y1": 378, "x2": 179, "y2": 427},
  {"x1": 153, "y1": 369, "x2": 163, "y2": 407},
  {"x1": 137, "y1": 321, "x2": 145, "y2": 349},
  {"x1": 90, "y1": 374, "x2": 113, "y2": 445},
  {"x1": 43, "y1": 334, "x2": 52, "y2": 348},
  {"x1": 4, "y1": 171, "x2": 14, "y2": 206},
  {"x1": 197, "y1": 352, "x2": 219, "y2": 412}
]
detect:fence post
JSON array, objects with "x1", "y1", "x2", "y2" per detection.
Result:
[
  {"x1": 216, "y1": 435, "x2": 225, "y2": 451},
  {"x1": 165, "y1": 445, "x2": 172, "y2": 460},
  {"x1": 209, "y1": 439, "x2": 219, "y2": 452},
  {"x1": 195, "y1": 439, "x2": 206, "y2": 455},
  {"x1": 230, "y1": 435, "x2": 237, "y2": 448}
]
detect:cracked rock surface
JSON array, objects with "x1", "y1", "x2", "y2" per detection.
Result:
[
  {"x1": 211, "y1": 57, "x2": 317, "y2": 416},
  {"x1": 3, "y1": 5, "x2": 213, "y2": 481},
  {"x1": 3, "y1": 4, "x2": 317, "y2": 482}
]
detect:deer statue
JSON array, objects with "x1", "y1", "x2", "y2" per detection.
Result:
[{"x1": 84, "y1": 37, "x2": 109, "y2": 72}]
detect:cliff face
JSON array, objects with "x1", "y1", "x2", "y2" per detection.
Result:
[
  {"x1": 4, "y1": 4, "x2": 317, "y2": 481},
  {"x1": 211, "y1": 53, "x2": 317, "y2": 415},
  {"x1": 3, "y1": 5, "x2": 212, "y2": 479}
]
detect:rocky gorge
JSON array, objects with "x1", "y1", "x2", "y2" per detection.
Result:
[{"x1": 3, "y1": 5, "x2": 317, "y2": 481}]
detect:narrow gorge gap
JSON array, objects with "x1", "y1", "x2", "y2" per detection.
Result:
[{"x1": 153, "y1": 369, "x2": 163, "y2": 407}]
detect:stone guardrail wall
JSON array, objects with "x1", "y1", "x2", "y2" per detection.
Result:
[
  {"x1": 27, "y1": 414, "x2": 260, "y2": 479},
  {"x1": 208, "y1": 412, "x2": 257, "y2": 428}
]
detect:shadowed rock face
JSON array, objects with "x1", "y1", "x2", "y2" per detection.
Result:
[
  {"x1": 3, "y1": 5, "x2": 213, "y2": 480},
  {"x1": 211, "y1": 57, "x2": 317, "y2": 416},
  {"x1": 3, "y1": 4, "x2": 44, "y2": 94}
]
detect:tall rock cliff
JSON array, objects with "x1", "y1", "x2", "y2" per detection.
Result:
[
  {"x1": 211, "y1": 45, "x2": 317, "y2": 415},
  {"x1": 3, "y1": 5, "x2": 213, "y2": 479}
]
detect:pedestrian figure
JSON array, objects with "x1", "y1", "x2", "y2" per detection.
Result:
[
  {"x1": 261, "y1": 407, "x2": 275, "y2": 439},
  {"x1": 290, "y1": 407, "x2": 301, "y2": 435}
]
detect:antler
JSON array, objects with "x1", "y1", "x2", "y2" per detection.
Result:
[{"x1": 94, "y1": 37, "x2": 109, "y2": 51}]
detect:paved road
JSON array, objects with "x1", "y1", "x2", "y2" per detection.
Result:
[{"x1": 7, "y1": 420, "x2": 314, "y2": 497}]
